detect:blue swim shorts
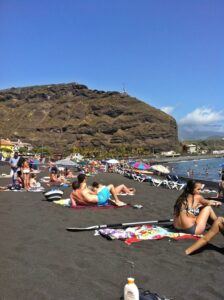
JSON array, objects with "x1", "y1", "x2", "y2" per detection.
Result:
[{"x1": 97, "y1": 186, "x2": 111, "y2": 206}]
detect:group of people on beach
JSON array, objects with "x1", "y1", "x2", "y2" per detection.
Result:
[
  {"x1": 0, "y1": 152, "x2": 40, "y2": 191},
  {"x1": 2, "y1": 152, "x2": 224, "y2": 255},
  {"x1": 70, "y1": 173, "x2": 135, "y2": 207},
  {"x1": 69, "y1": 173, "x2": 224, "y2": 255}
]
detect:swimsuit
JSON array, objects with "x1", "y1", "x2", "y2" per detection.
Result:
[
  {"x1": 175, "y1": 224, "x2": 197, "y2": 234},
  {"x1": 185, "y1": 207, "x2": 200, "y2": 216},
  {"x1": 97, "y1": 186, "x2": 111, "y2": 206}
]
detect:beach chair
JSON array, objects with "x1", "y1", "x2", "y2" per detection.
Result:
[
  {"x1": 161, "y1": 179, "x2": 173, "y2": 189},
  {"x1": 151, "y1": 177, "x2": 163, "y2": 187},
  {"x1": 167, "y1": 175, "x2": 186, "y2": 190}
]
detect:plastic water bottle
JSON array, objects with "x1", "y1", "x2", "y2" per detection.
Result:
[{"x1": 124, "y1": 277, "x2": 139, "y2": 300}]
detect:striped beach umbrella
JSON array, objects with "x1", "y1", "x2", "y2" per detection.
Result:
[{"x1": 132, "y1": 162, "x2": 150, "y2": 170}]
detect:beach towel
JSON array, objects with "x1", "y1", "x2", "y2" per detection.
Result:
[
  {"x1": 0, "y1": 174, "x2": 11, "y2": 178},
  {"x1": 98, "y1": 225, "x2": 202, "y2": 245},
  {"x1": 53, "y1": 198, "x2": 130, "y2": 209}
]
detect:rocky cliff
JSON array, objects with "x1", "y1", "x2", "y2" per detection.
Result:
[{"x1": 0, "y1": 82, "x2": 179, "y2": 155}]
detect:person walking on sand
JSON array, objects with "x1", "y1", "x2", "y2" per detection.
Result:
[
  {"x1": 173, "y1": 180, "x2": 223, "y2": 254},
  {"x1": 70, "y1": 174, "x2": 126, "y2": 207},
  {"x1": 9, "y1": 152, "x2": 20, "y2": 184}
]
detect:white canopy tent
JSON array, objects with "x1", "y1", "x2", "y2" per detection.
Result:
[
  {"x1": 106, "y1": 159, "x2": 119, "y2": 164},
  {"x1": 55, "y1": 159, "x2": 79, "y2": 167}
]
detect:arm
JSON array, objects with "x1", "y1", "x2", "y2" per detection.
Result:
[
  {"x1": 82, "y1": 189, "x2": 98, "y2": 203},
  {"x1": 70, "y1": 191, "x2": 77, "y2": 207},
  {"x1": 198, "y1": 195, "x2": 222, "y2": 207}
]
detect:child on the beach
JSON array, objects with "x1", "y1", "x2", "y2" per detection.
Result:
[{"x1": 173, "y1": 180, "x2": 224, "y2": 254}]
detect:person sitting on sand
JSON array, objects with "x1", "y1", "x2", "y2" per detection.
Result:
[
  {"x1": 48, "y1": 167, "x2": 66, "y2": 186},
  {"x1": 173, "y1": 180, "x2": 224, "y2": 254},
  {"x1": 92, "y1": 182, "x2": 135, "y2": 195},
  {"x1": 65, "y1": 167, "x2": 76, "y2": 178},
  {"x1": 70, "y1": 174, "x2": 126, "y2": 207}
]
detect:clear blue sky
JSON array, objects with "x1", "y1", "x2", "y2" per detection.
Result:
[{"x1": 1, "y1": 0, "x2": 224, "y2": 138}]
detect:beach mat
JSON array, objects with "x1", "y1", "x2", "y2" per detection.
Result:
[
  {"x1": 53, "y1": 199, "x2": 131, "y2": 209},
  {"x1": 72, "y1": 204, "x2": 131, "y2": 210},
  {"x1": 98, "y1": 225, "x2": 202, "y2": 245}
]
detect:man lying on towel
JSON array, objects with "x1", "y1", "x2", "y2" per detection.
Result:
[{"x1": 70, "y1": 174, "x2": 126, "y2": 207}]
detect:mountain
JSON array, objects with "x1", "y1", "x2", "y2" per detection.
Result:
[
  {"x1": 0, "y1": 82, "x2": 179, "y2": 155},
  {"x1": 178, "y1": 127, "x2": 224, "y2": 141}
]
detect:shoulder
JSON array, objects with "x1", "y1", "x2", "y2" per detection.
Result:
[{"x1": 194, "y1": 194, "x2": 204, "y2": 202}]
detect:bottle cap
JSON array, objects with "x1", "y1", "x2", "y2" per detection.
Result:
[{"x1": 127, "y1": 277, "x2": 135, "y2": 284}]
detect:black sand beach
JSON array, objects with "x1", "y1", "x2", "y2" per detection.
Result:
[{"x1": 1, "y1": 167, "x2": 224, "y2": 300}]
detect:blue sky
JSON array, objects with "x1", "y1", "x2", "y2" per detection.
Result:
[{"x1": 1, "y1": 0, "x2": 224, "y2": 139}]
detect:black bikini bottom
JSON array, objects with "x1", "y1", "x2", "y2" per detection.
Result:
[{"x1": 175, "y1": 224, "x2": 196, "y2": 234}]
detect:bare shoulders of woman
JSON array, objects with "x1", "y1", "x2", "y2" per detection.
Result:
[{"x1": 194, "y1": 194, "x2": 204, "y2": 203}]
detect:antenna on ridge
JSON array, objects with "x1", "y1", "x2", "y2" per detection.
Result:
[{"x1": 122, "y1": 83, "x2": 127, "y2": 95}]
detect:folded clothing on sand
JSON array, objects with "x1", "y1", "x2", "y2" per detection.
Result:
[{"x1": 98, "y1": 225, "x2": 202, "y2": 245}]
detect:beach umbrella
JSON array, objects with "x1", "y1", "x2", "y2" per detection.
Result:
[
  {"x1": 150, "y1": 164, "x2": 170, "y2": 174},
  {"x1": 55, "y1": 159, "x2": 78, "y2": 167},
  {"x1": 106, "y1": 159, "x2": 119, "y2": 164},
  {"x1": 132, "y1": 162, "x2": 150, "y2": 170}
]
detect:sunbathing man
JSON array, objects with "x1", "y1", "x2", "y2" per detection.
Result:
[
  {"x1": 92, "y1": 182, "x2": 135, "y2": 195},
  {"x1": 70, "y1": 174, "x2": 126, "y2": 207}
]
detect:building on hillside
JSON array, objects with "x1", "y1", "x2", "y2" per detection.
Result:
[
  {"x1": 212, "y1": 150, "x2": 224, "y2": 155},
  {"x1": 11, "y1": 139, "x2": 33, "y2": 152},
  {"x1": 160, "y1": 150, "x2": 181, "y2": 157},
  {"x1": 0, "y1": 139, "x2": 14, "y2": 158},
  {"x1": 184, "y1": 144, "x2": 198, "y2": 154}
]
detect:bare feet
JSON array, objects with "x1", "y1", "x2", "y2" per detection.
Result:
[{"x1": 110, "y1": 199, "x2": 127, "y2": 207}]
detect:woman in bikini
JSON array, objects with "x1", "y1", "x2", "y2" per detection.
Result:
[
  {"x1": 173, "y1": 180, "x2": 224, "y2": 254},
  {"x1": 21, "y1": 159, "x2": 30, "y2": 190}
]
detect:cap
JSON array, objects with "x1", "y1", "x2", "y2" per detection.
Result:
[{"x1": 127, "y1": 278, "x2": 135, "y2": 284}]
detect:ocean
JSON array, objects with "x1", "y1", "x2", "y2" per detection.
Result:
[{"x1": 167, "y1": 157, "x2": 224, "y2": 182}]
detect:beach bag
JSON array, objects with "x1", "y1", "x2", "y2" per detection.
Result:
[
  {"x1": 139, "y1": 290, "x2": 169, "y2": 300},
  {"x1": 120, "y1": 289, "x2": 171, "y2": 300}
]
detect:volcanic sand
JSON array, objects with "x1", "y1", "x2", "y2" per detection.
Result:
[{"x1": 0, "y1": 166, "x2": 224, "y2": 299}]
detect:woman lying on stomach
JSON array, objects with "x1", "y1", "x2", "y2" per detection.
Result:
[{"x1": 173, "y1": 180, "x2": 224, "y2": 254}]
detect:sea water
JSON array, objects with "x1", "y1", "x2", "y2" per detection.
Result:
[{"x1": 167, "y1": 157, "x2": 224, "y2": 182}]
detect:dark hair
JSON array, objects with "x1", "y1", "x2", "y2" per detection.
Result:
[
  {"x1": 174, "y1": 180, "x2": 199, "y2": 216},
  {"x1": 17, "y1": 170, "x2": 22, "y2": 177},
  {"x1": 92, "y1": 182, "x2": 99, "y2": 188},
  {"x1": 51, "y1": 166, "x2": 58, "y2": 174},
  {"x1": 17, "y1": 156, "x2": 25, "y2": 168},
  {"x1": 72, "y1": 181, "x2": 80, "y2": 190},
  {"x1": 77, "y1": 173, "x2": 86, "y2": 183},
  {"x1": 221, "y1": 174, "x2": 224, "y2": 181}
]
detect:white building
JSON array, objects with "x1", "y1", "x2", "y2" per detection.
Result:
[
  {"x1": 160, "y1": 150, "x2": 181, "y2": 157},
  {"x1": 185, "y1": 144, "x2": 197, "y2": 154}
]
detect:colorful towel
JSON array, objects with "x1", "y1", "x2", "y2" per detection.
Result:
[
  {"x1": 98, "y1": 225, "x2": 202, "y2": 245},
  {"x1": 72, "y1": 204, "x2": 130, "y2": 210},
  {"x1": 53, "y1": 199, "x2": 130, "y2": 209}
]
